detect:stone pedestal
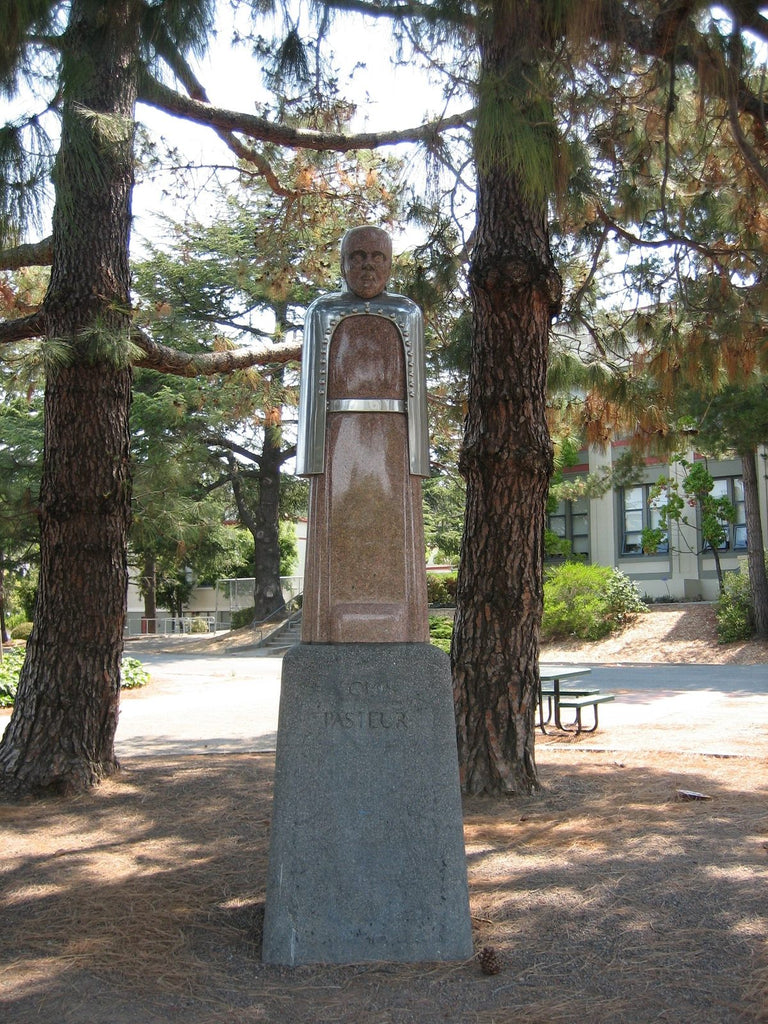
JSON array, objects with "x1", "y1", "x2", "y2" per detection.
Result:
[{"x1": 262, "y1": 643, "x2": 473, "y2": 965}]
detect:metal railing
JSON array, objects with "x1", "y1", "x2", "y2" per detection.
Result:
[
  {"x1": 124, "y1": 615, "x2": 217, "y2": 638},
  {"x1": 213, "y1": 576, "x2": 304, "y2": 629},
  {"x1": 250, "y1": 593, "x2": 303, "y2": 647}
]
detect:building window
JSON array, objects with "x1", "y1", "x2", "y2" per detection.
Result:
[
  {"x1": 621, "y1": 485, "x2": 668, "y2": 555},
  {"x1": 709, "y1": 477, "x2": 747, "y2": 551},
  {"x1": 547, "y1": 497, "x2": 590, "y2": 558}
]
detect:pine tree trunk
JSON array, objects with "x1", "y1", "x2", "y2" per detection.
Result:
[
  {"x1": 740, "y1": 449, "x2": 768, "y2": 638},
  {"x1": 0, "y1": 548, "x2": 8, "y2": 644},
  {"x1": 252, "y1": 427, "x2": 285, "y2": 621},
  {"x1": 141, "y1": 552, "x2": 158, "y2": 634},
  {"x1": 228, "y1": 433, "x2": 285, "y2": 624},
  {"x1": 453, "y1": 6, "x2": 560, "y2": 795},
  {"x1": 0, "y1": 0, "x2": 139, "y2": 798}
]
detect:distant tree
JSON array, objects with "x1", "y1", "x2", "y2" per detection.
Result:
[
  {"x1": 0, "y1": 386, "x2": 42, "y2": 641},
  {"x1": 643, "y1": 459, "x2": 737, "y2": 593},
  {"x1": 679, "y1": 385, "x2": 768, "y2": 635},
  {"x1": 130, "y1": 382, "x2": 254, "y2": 626}
]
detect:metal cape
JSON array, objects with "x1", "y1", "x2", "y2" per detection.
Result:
[{"x1": 295, "y1": 289, "x2": 430, "y2": 477}]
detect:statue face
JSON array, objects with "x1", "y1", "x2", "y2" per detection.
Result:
[{"x1": 341, "y1": 228, "x2": 392, "y2": 300}]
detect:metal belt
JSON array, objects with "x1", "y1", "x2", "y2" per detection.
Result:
[{"x1": 327, "y1": 398, "x2": 406, "y2": 413}]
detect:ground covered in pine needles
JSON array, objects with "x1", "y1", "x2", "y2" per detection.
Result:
[
  {"x1": 1, "y1": 744, "x2": 766, "y2": 1023},
  {"x1": 2, "y1": 606, "x2": 767, "y2": 1024}
]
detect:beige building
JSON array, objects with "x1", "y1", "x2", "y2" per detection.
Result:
[{"x1": 548, "y1": 444, "x2": 768, "y2": 601}]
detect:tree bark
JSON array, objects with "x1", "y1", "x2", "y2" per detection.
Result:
[
  {"x1": 141, "y1": 551, "x2": 157, "y2": 634},
  {"x1": 740, "y1": 448, "x2": 768, "y2": 638},
  {"x1": 229, "y1": 441, "x2": 285, "y2": 624},
  {"x1": 0, "y1": 548, "x2": 8, "y2": 644},
  {"x1": 0, "y1": 0, "x2": 139, "y2": 798},
  {"x1": 452, "y1": 4, "x2": 559, "y2": 796},
  {"x1": 253, "y1": 425, "x2": 286, "y2": 621}
]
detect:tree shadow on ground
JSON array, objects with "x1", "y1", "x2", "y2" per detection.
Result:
[{"x1": 1, "y1": 749, "x2": 766, "y2": 1024}]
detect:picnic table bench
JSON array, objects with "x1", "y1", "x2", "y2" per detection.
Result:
[{"x1": 538, "y1": 665, "x2": 615, "y2": 734}]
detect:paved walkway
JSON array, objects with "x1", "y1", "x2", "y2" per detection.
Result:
[
  {"x1": 3, "y1": 640, "x2": 766, "y2": 760},
  {"x1": 116, "y1": 646, "x2": 283, "y2": 757},
  {"x1": 558, "y1": 663, "x2": 768, "y2": 757},
  {"x1": 116, "y1": 639, "x2": 768, "y2": 760}
]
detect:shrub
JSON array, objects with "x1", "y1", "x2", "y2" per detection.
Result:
[
  {"x1": 121, "y1": 656, "x2": 150, "y2": 690},
  {"x1": 429, "y1": 615, "x2": 454, "y2": 653},
  {"x1": 0, "y1": 646, "x2": 25, "y2": 707},
  {"x1": 541, "y1": 562, "x2": 645, "y2": 641},
  {"x1": 604, "y1": 568, "x2": 647, "y2": 622},
  {"x1": 189, "y1": 617, "x2": 210, "y2": 634},
  {"x1": 427, "y1": 572, "x2": 457, "y2": 606},
  {"x1": 715, "y1": 555, "x2": 768, "y2": 643},
  {"x1": 231, "y1": 607, "x2": 255, "y2": 629},
  {"x1": 0, "y1": 651, "x2": 149, "y2": 706},
  {"x1": 10, "y1": 621, "x2": 33, "y2": 641}
]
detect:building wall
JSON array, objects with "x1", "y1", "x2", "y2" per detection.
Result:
[{"x1": 555, "y1": 444, "x2": 768, "y2": 602}]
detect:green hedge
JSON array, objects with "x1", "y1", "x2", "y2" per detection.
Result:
[
  {"x1": 429, "y1": 615, "x2": 454, "y2": 653},
  {"x1": 0, "y1": 646, "x2": 26, "y2": 707},
  {"x1": 427, "y1": 572, "x2": 457, "y2": 607},
  {"x1": 716, "y1": 553, "x2": 768, "y2": 643},
  {"x1": 427, "y1": 564, "x2": 646, "y2": 650},
  {"x1": 231, "y1": 606, "x2": 255, "y2": 629},
  {"x1": 541, "y1": 562, "x2": 646, "y2": 641}
]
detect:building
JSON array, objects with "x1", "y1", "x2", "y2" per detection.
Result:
[{"x1": 548, "y1": 443, "x2": 768, "y2": 601}]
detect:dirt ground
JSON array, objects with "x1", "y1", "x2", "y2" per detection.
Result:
[
  {"x1": 539, "y1": 601, "x2": 768, "y2": 666},
  {"x1": 1, "y1": 605, "x2": 767, "y2": 1024}
]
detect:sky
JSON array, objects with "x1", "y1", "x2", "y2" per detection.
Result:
[
  {"x1": 0, "y1": 2, "x2": 463, "y2": 259},
  {"x1": 132, "y1": 4, "x2": 462, "y2": 255}
]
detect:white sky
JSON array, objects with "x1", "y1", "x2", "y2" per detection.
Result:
[
  {"x1": 0, "y1": 3, "x2": 462, "y2": 256},
  {"x1": 132, "y1": 5, "x2": 461, "y2": 254}
]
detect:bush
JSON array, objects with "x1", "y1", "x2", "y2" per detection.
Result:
[
  {"x1": 716, "y1": 555, "x2": 768, "y2": 643},
  {"x1": 429, "y1": 615, "x2": 454, "y2": 653},
  {"x1": 231, "y1": 607, "x2": 255, "y2": 629},
  {"x1": 189, "y1": 617, "x2": 210, "y2": 634},
  {"x1": 121, "y1": 656, "x2": 150, "y2": 690},
  {"x1": 10, "y1": 621, "x2": 33, "y2": 641},
  {"x1": 0, "y1": 646, "x2": 25, "y2": 707},
  {"x1": 427, "y1": 572, "x2": 457, "y2": 606},
  {"x1": 604, "y1": 568, "x2": 647, "y2": 621},
  {"x1": 541, "y1": 562, "x2": 645, "y2": 641},
  {"x1": 0, "y1": 651, "x2": 149, "y2": 706}
]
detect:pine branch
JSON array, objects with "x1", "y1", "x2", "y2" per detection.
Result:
[
  {"x1": 132, "y1": 326, "x2": 302, "y2": 377},
  {"x1": 317, "y1": 0, "x2": 475, "y2": 31},
  {"x1": 152, "y1": 39, "x2": 293, "y2": 196},
  {"x1": 0, "y1": 310, "x2": 45, "y2": 344},
  {"x1": 594, "y1": 203, "x2": 740, "y2": 270},
  {"x1": 204, "y1": 432, "x2": 263, "y2": 467},
  {"x1": 0, "y1": 236, "x2": 53, "y2": 270},
  {"x1": 725, "y1": 25, "x2": 768, "y2": 190},
  {"x1": 137, "y1": 71, "x2": 474, "y2": 152},
  {"x1": 729, "y1": 1, "x2": 768, "y2": 45}
]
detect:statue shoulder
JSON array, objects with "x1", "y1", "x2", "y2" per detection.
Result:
[
  {"x1": 384, "y1": 291, "x2": 418, "y2": 306},
  {"x1": 383, "y1": 292, "x2": 422, "y2": 318},
  {"x1": 306, "y1": 291, "x2": 345, "y2": 317}
]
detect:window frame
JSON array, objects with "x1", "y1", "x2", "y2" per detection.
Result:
[
  {"x1": 620, "y1": 483, "x2": 669, "y2": 556},
  {"x1": 707, "y1": 476, "x2": 747, "y2": 552},
  {"x1": 546, "y1": 496, "x2": 590, "y2": 559}
]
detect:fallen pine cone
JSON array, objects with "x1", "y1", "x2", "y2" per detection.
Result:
[{"x1": 478, "y1": 945, "x2": 502, "y2": 975}]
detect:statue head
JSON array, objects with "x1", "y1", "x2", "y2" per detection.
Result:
[{"x1": 340, "y1": 226, "x2": 392, "y2": 300}]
